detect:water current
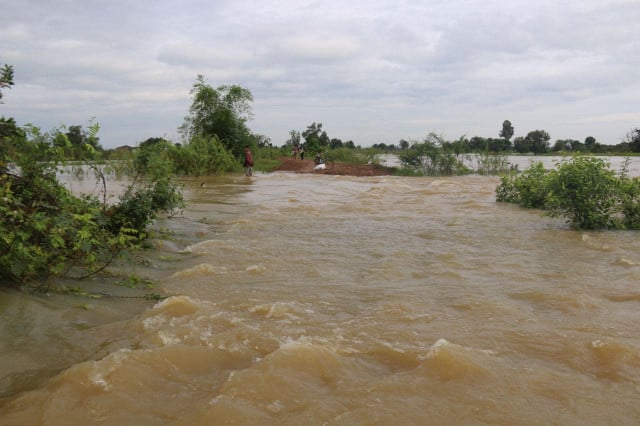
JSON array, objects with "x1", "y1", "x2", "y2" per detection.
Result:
[{"x1": 2, "y1": 158, "x2": 640, "y2": 425}]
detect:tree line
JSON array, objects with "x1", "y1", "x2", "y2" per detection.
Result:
[{"x1": 370, "y1": 120, "x2": 640, "y2": 155}]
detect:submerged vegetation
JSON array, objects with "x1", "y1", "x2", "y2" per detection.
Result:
[
  {"x1": 497, "y1": 156, "x2": 640, "y2": 230},
  {"x1": 0, "y1": 122, "x2": 184, "y2": 287}
]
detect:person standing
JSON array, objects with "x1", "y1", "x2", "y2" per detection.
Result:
[
  {"x1": 299, "y1": 145, "x2": 305, "y2": 160},
  {"x1": 243, "y1": 146, "x2": 254, "y2": 177}
]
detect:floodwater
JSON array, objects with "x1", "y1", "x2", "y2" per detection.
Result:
[{"x1": 2, "y1": 165, "x2": 640, "y2": 425}]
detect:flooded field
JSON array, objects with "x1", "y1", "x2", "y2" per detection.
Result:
[{"x1": 2, "y1": 164, "x2": 640, "y2": 425}]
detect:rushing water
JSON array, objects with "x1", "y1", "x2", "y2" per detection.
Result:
[{"x1": 2, "y1": 163, "x2": 640, "y2": 425}]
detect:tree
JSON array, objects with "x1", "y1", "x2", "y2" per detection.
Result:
[
  {"x1": 254, "y1": 134, "x2": 272, "y2": 148},
  {"x1": 585, "y1": 136, "x2": 596, "y2": 150},
  {"x1": 397, "y1": 132, "x2": 470, "y2": 175},
  {"x1": 179, "y1": 75, "x2": 254, "y2": 158},
  {"x1": 468, "y1": 136, "x2": 488, "y2": 151},
  {"x1": 626, "y1": 129, "x2": 640, "y2": 153},
  {"x1": 450, "y1": 136, "x2": 468, "y2": 156},
  {"x1": 513, "y1": 136, "x2": 528, "y2": 153},
  {"x1": 0, "y1": 64, "x2": 14, "y2": 103},
  {"x1": 285, "y1": 130, "x2": 300, "y2": 148},
  {"x1": 60, "y1": 123, "x2": 103, "y2": 159},
  {"x1": 524, "y1": 130, "x2": 550, "y2": 154},
  {"x1": 499, "y1": 120, "x2": 514, "y2": 143},
  {"x1": 552, "y1": 139, "x2": 581, "y2": 152},
  {"x1": 302, "y1": 122, "x2": 329, "y2": 152},
  {"x1": 329, "y1": 138, "x2": 343, "y2": 149},
  {"x1": 0, "y1": 68, "x2": 184, "y2": 286},
  {"x1": 487, "y1": 137, "x2": 511, "y2": 152}
]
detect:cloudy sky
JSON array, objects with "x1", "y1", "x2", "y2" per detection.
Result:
[{"x1": 2, "y1": 0, "x2": 639, "y2": 148}]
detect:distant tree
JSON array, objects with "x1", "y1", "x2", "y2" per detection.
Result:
[
  {"x1": 487, "y1": 137, "x2": 511, "y2": 152},
  {"x1": 513, "y1": 136, "x2": 528, "y2": 153},
  {"x1": 398, "y1": 133, "x2": 470, "y2": 175},
  {"x1": 468, "y1": 136, "x2": 487, "y2": 151},
  {"x1": 254, "y1": 133, "x2": 272, "y2": 148},
  {"x1": 62, "y1": 124, "x2": 102, "y2": 158},
  {"x1": 302, "y1": 122, "x2": 329, "y2": 152},
  {"x1": 552, "y1": 139, "x2": 582, "y2": 152},
  {"x1": 450, "y1": 136, "x2": 468, "y2": 156},
  {"x1": 329, "y1": 138, "x2": 343, "y2": 149},
  {"x1": 399, "y1": 139, "x2": 410, "y2": 150},
  {"x1": 179, "y1": 75, "x2": 254, "y2": 158},
  {"x1": 499, "y1": 120, "x2": 514, "y2": 143},
  {"x1": 628, "y1": 129, "x2": 640, "y2": 152},
  {"x1": 524, "y1": 130, "x2": 550, "y2": 154},
  {"x1": 344, "y1": 140, "x2": 356, "y2": 149},
  {"x1": 585, "y1": 136, "x2": 596, "y2": 150},
  {"x1": 66, "y1": 125, "x2": 86, "y2": 147},
  {"x1": 285, "y1": 130, "x2": 300, "y2": 148}
]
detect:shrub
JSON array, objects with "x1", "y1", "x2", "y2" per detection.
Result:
[
  {"x1": 545, "y1": 156, "x2": 620, "y2": 229},
  {"x1": 399, "y1": 140, "x2": 470, "y2": 176},
  {"x1": 324, "y1": 147, "x2": 379, "y2": 165},
  {"x1": 473, "y1": 151, "x2": 511, "y2": 175},
  {"x1": 170, "y1": 135, "x2": 235, "y2": 176},
  {"x1": 514, "y1": 161, "x2": 550, "y2": 209},
  {"x1": 1, "y1": 125, "x2": 184, "y2": 286},
  {"x1": 496, "y1": 155, "x2": 640, "y2": 230}
]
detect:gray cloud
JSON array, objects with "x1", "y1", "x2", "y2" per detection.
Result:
[{"x1": 2, "y1": 0, "x2": 638, "y2": 147}]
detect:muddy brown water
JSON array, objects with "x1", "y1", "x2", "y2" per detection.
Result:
[{"x1": 2, "y1": 170, "x2": 640, "y2": 425}]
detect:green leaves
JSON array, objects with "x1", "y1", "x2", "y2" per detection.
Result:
[
  {"x1": 398, "y1": 133, "x2": 471, "y2": 176},
  {"x1": 0, "y1": 63, "x2": 14, "y2": 102},
  {"x1": 180, "y1": 76, "x2": 255, "y2": 159},
  {"x1": 496, "y1": 156, "x2": 640, "y2": 230},
  {"x1": 1, "y1": 119, "x2": 185, "y2": 287}
]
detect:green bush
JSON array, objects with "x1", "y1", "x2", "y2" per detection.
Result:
[
  {"x1": 0, "y1": 167, "x2": 129, "y2": 284},
  {"x1": 474, "y1": 151, "x2": 511, "y2": 175},
  {"x1": 620, "y1": 178, "x2": 640, "y2": 229},
  {"x1": 1, "y1": 125, "x2": 184, "y2": 286},
  {"x1": 324, "y1": 147, "x2": 379, "y2": 165},
  {"x1": 496, "y1": 155, "x2": 640, "y2": 230},
  {"x1": 498, "y1": 161, "x2": 549, "y2": 208},
  {"x1": 398, "y1": 140, "x2": 470, "y2": 176},
  {"x1": 170, "y1": 135, "x2": 235, "y2": 176},
  {"x1": 545, "y1": 156, "x2": 620, "y2": 229}
]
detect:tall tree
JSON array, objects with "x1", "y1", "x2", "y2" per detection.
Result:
[
  {"x1": 302, "y1": 122, "x2": 329, "y2": 152},
  {"x1": 524, "y1": 130, "x2": 550, "y2": 154},
  {"x1": 499, "y1": 120, "x2": 514, "y2": 142},
  {"x1": 179, "y1": 75, "x2": 254, "y2": 158},
  {"x1": 285, "y1": 130, "x2": 300, "y2": 147}
]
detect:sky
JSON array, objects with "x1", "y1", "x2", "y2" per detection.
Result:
[{"x1": 2, "y1": 0, "x2": 639, "y2": 149}]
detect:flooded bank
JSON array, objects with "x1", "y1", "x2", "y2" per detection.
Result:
[{"x1": 2, "y1": 171, "x2": 640, "y2": 425}]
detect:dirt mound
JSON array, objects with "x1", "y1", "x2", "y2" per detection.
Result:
[{"x1": 273, "y1": 157, "x2": 396, "y2": 176}]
